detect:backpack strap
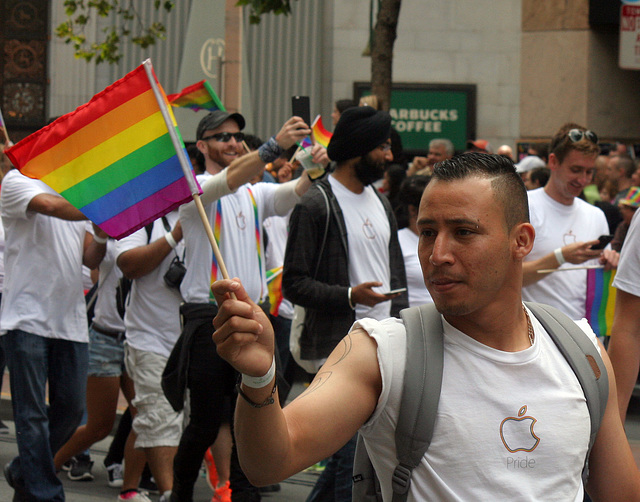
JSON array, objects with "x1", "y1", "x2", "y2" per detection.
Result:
[
  {"x1": 391, "y1": 304, "x2": 444, "y2": 502},
  {"x1": 524, "y1": 302, "x2": 609, "y2": 484}
]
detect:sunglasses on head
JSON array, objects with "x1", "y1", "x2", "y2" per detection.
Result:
[
  {"x1": 567, "y1": 129, "x2": 598, "y2": 144},
  {"x1": 201, "y1": 132, "x2": 245, "y2": 143}
]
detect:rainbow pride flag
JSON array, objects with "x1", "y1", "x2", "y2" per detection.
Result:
[
  {"x1": 266, "y1": 266, "x2": 283, "y2": 316},
  {"x1": 311, "y1": 115, "x2": 332, "y2": 148},
  {"x1": 167, "y1": 80, "x2": 224, "y2": 112},
  {"x1": 6, "y1": 64, "x2": 200, "y2": 240},
  {"x1": 585, "y1": 268, "x2": 617, "y2": 337}
]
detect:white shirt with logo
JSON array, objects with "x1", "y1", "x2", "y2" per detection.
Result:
[
  {"x1": 357, "y1": 308, "x2": 597, "y2": 501},
  {"x1": 328, "y1": 175, "x2": 391, "y2": 321},
  {"x1": 523, "y1": 188, "x2": 609, "y2": 320}
]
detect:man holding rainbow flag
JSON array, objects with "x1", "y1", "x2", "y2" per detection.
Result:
[{"x1": 170, "y1": 108, "x2": 328, "y2": 501}]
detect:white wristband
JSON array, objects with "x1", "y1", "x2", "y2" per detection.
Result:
[
  {"x1": 165, "y1": 232, "x2": 178, "y2": 249},
  {"x1": 348, "y1": 287, "x2": 355, "y2": 310},
  {"x1": 93, "y1": 234, "x2": 108, "y2": 245},
  {"x1": 554, "y1": 247, "x2": 566, "y2": 266},
  {"x1": 242, "y1": 356, "x2": 276, "y2": 389}
]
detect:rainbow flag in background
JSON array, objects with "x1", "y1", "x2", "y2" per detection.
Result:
[
  {"x1": 266, "y1": 266, "x2": 283, "y2": 316},
  {"x1": 311, "y1": 115, "x2": 332, "y2": 148},
  {"x1": 5, "y1": 64, "x2": 201, "y2": 240},
  {"x1": 585, "y1": 268, "x2": 617, "y2": 337},
  {"x1": 167, "y1": 80, "x2": 225, "y2": 112}
]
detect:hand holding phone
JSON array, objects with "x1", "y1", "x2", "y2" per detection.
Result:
[
  {"x1": 590, "y1": 234, "x2": 613, "y2": 250},
  {"x1": 291, "y1": 96, "x2": 311, "y2": 127}
]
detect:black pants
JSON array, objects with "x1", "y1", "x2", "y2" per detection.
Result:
[{"x1": 171, "y1": 303, "x2": 259, "y2": 501}]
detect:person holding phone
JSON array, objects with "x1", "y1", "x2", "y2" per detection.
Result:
[
  {"x1": 522, "y1": 123, "x2": 619, "y2": 321},
  {"x1": 282, "y1": 106, "x2": 407, "y2": 502}
]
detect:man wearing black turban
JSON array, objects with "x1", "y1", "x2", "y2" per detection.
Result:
[{"x1": 282, "y1": 105, "x2": 408, "y2": 501}]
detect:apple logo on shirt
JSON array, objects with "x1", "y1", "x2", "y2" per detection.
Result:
[
  {"x1": 499, "y1": 405, "x2": 541, "y2": 453},
  {"x1": 236, "y1": 211, "x2": 247, "y2": 230}
]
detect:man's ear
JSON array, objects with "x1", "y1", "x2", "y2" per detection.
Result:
[
  {"x1": 196, "y1": 139, "x2": 208, "y2": 155},
  {"x1": 547, "y1": 153, "x2": 559, "y2": 171},
  {"x1": 512, "y1": 222, "x2": 535, "y2": 260}
]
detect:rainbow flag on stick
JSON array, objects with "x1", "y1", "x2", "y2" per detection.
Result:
[
  {"x1": 6, "y1": 60, "x2": 201, "y2": 239},
  {"x1": 311, "y1": 115, "x2": 333, "y2": 148},
  {"x1": 266, "y1": 266, "x2": 283, "y2": 316},
  {"x1": 167, "y1": 80, "x2": 225, "y2": 112},
  {"x1": 585, "y1": 268, "x2": 617, "y2": 337}
]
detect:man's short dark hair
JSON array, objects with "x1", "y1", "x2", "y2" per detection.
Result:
[
  {"x1": 432, "y1": 152, "x2": 529, "y2": 230},
  {"x1": 617, "y1": 155, "x2": 637, "y2": 179},
  {"x1": 335, "y1": 99, "x2": 357, "y2": 114},
  {"x1": 529, "y1": 166, "x2": 550, "y2": 188}
]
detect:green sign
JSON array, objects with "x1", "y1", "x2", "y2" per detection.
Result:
[{"x1": 354, "y1": 83, "x2": 476, "y2": 154}]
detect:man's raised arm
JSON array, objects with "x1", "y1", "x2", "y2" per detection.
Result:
[{"x1": 211, "y1": 278, "x2": 381, "y2": 486}]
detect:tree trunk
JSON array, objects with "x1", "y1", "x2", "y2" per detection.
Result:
[{"x1": 371, "y1": 0, "x2": 402, "y2": 112}]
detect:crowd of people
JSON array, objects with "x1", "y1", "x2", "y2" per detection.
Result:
[{"x1": 1, "y1": 94, "x2": 640, "y2": 502}]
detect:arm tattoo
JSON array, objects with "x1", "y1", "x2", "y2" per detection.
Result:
[{"x1": 331, "y1": 334, "x2": 353, "y2": 366}]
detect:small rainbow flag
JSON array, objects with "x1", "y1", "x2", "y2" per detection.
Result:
[
  {"x1": 167, "y1": 80, "x2": 225, "y2": 112},
  {"x1": 6, "y1": 63, "x2": 200, "y2": 240},
  {"x1": 585, "y1": 268, "x2": 617, "y2": 337},
  {"x1": 266, "y1": 266, "x2": 283, "y2": 316},
  {"x1": 311, "y1": 115, "x2": 332, "y2": 148}
]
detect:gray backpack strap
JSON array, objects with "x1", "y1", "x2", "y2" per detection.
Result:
[
  {"x1": 524, "y1": 302, "x2": 609, "y2": 484},
  {"x1": 352, "y1": 434, "x2": 383, "y2": 501},
  {"x1": 391, "y1": 304, "x2": 444, "y2": 502}
]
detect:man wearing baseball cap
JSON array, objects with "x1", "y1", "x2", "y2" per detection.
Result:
[
  {"x1": 282, "y1": 106, "x2": 408, "y2": 501},
  {"x1": 170, "y1": 110, "x2": 327, "y2": 501}
]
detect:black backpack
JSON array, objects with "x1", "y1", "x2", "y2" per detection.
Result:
[{"x1": 352, "y1": 302, "x2": 609, "y2": 502}]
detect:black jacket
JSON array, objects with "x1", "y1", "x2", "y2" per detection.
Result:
[{"x1": 283, "y1": 178, "x2": 408, "y2": 360}]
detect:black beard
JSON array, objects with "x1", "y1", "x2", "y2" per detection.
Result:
[{"x1": 354, "y1": 154, "x2": 385, "y2": 186}]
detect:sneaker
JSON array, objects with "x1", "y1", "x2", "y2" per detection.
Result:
[
  {"x1": 259, "y1": 483, "x2": 281, "y2": 493},
  {"x1": 106, "y1": 463, "x2": 124, "y2": 488},
  {"x1": 203, "y1": 447, "x2": 219, "y2": 491},
  {"x1": 138, "y1": 474, "x2": 158, "y2": 494},
  {"x1": 117, "y1": 489, "x2": 152, "y2": 501},
  {"x1": 0, "y1": 419, "x2": 9, "y2": 434},
  {"x1": 158, "y1": 490, "x2": 172, "y2": 502},
  {"x1": 211, "y1": 481, "x2": 232, "y2": 502},
  {"x1": 67, "y1": 453, "x2": 94, "y2": 481},
  {"x1": 61, "y1": 457, "x2": 74, "y2": 472}
]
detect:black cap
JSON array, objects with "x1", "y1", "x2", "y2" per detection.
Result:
[
  {"x1": 196, "y1": 110, "x2": 245, "y2": 140},
  {"x1": 327, "y1": 106, "x2": 392, "y2": 162}
]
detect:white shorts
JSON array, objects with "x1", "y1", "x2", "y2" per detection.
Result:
[{"x1": 125, "y1": 343, "x2": 183, "y2": 448}]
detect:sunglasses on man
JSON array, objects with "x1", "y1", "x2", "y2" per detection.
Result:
[{"x1": 201, "y1": 132, "x2": 245, "y2": 143}]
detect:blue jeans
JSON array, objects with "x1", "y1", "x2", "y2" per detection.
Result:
[
  {"x1": 2, "y1": 330, "x2": 88, "y2": 501},
  {"x1": 306, "y1": 434, "x2": 356, "y2": 502}
]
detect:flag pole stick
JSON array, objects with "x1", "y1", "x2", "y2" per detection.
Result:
[
  {"x1": 538, "y1": 264, "x2": 604, "y2": 274},
  {"x1": 142, "y1": 59, "x2": 233, "y2": 286},
  {"x1": 0, "y1": 106, "x2": 11, "y2": 145}
]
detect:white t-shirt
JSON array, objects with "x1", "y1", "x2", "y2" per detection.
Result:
[
  {"x1": 0, "y1": 213, "x2": 5, "y2": 293},
  {"x1": 523, "y1": 188, "x2": 609, "y2": 320},
  {"x1": 116, "y1": 212, "x2": 183, "y2": 357},
  {"x1": 264, "y1": 213, "x2": 294, "y2": 319},
  {"x1": 358, "y1": 309, "x2": 598, "y2": 501},
  {"x1": 612, "y1": 209, "x2": 640, "y2": 297},
  {"x1": 180, "y1": 173, "x2": 285, "y2": 304},
  {"x1": 397, "y1": 227, "x2": 432, "y2": 307},
  {"x1": 92, "y1": 240, "x2": 125, "y2": 333},
  {"x1": 0, "y1": 170, "x2": 91, "y2": 342},
  {"x1": 329, "y1": 176, "x2": 391, "y2": 321}
]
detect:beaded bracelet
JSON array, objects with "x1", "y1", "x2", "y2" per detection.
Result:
[{"x1": 258, "y1": 136, "x2": 284, "y2": 164}]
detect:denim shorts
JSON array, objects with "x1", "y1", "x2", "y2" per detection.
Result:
[{"x1": 87, "y1": 325, "x2": 126, "y2": 377}]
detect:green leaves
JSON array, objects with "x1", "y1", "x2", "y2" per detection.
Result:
[
  {"x1": 235, "y1": 0, "x2": 296, "y2": 24},
  {"x1": 55, "y1": 0, "x2": 174, "y2": 64}
]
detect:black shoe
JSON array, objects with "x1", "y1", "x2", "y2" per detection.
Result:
[
  {"x1": 67, "y1": 453, "x2": 94, "y2": 481},
  {"x1": 138, "y1": 475, "x2": 159, "y2": 494},
  {"x1": 259, "y1": 483, "x2": 281, "y2": 493},
  {"x1": 4, "y1": 462, "x2": 28, "y2": 502}
]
